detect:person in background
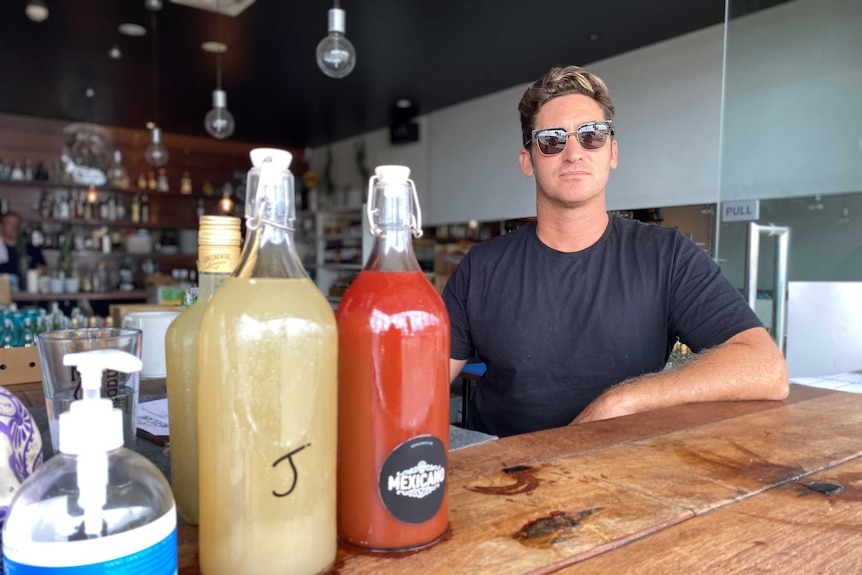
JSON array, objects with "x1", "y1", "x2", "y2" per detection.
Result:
[
  {"x1": 442, "y1": 65, "x2": 788, "y2": 438},
  {"x1": 0, "y1": 211, "x2": 47, "y2": 284}
]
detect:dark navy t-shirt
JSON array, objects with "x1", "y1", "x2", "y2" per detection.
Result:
[
  {"x1": 0, "y1": 243, "x2": 46, "y2": 276},
  {"x1": 442, "y1": 216, "x2": 762, "y2": 437}
]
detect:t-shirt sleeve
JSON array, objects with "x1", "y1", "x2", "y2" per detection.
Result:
[
  {"x1": 27, "y1": 245, "x2": 46, "y2": 268},
  {"x1": 668, "y1": 234, "x2": 763, "y2": 352},
  {"x1": 441, "y1": 252, "x2": 476, "y2": 360}
]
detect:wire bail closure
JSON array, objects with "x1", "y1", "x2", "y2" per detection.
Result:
[
  {"x1": 366, "y1": 174, "x2": 423, "y2": 239},
  {"x1": 246, "y1": 196, "x2": 294, "y2": 232}
]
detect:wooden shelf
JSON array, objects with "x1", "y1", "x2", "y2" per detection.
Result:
[
  {"x1": 11, "y1": 290, "x2": 147, "y2": 303},
  {"x1": 0, "y1": 179, "x2": 218, "y2": 200},
  {"x1": 20, "y1": 216, "x2": 199, "y2": 231},
  {"x1": 42, "y1": 248, "x2": 195, "y2": 261}
]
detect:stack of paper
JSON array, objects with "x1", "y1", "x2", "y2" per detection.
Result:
[{"x1": 790, "y1": 372, "x2": 862, "y2": 393}]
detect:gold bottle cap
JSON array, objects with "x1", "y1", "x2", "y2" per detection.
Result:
[
  {"x1": 198, "y1": 215, "x2": 242, "y2": 273},
  {"x1": 199, "y1": 215, "x2": 242, "y2": 246}
]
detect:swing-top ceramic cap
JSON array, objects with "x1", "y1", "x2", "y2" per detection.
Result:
[
  {"x1": 59, "y1": 349, "x2": 142, "y2": 455},
  {"x1": 250, "y1": 148, "x2": 293, "y2": 170},
  {"x1": 375, "y1": 165, "x2": 411, "y2": 184}
]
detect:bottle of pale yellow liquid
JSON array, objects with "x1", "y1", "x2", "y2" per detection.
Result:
[
  {"x1": 197, "y1": 148, "x2": 337, "y2": 575},
  {"x1": 164, "y1": 215, "x2": 241, "y2": 525}
]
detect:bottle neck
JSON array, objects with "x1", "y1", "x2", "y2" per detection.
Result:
[
  {"x1": 234, "y1": 193, "x2": 306, "y2": 280},
  {"x1": 364, "y1": 181, "x2": 421, "y2": 272},
  {"x1": 365, "y1": 226, "x2": 421, "y2": 272}
]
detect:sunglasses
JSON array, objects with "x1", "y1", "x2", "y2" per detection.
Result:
[{"x1": 529, "y1": 121, "x2": 615, "y2": 155}]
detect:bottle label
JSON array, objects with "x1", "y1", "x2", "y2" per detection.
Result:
[
  {"x1": 2, "y1": 505, "x2": 177, "y2": 574},
  {"x1": 198, "y1": 245, "x2": 240, "y2": 274},
  {"x1": 378, "y1": 435, "x2": 447, "y2": 524}
]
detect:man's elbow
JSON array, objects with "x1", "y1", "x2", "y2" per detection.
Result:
[{"x1": 763, "y1": 348, "x2": 790, "y2": 400}]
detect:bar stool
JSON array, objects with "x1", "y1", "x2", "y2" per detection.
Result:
[{"x1": 457, "y1": 362, "x2": 486, "y2": 428}]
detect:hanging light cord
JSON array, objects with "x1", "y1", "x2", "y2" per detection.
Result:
[
  {"x1": 150, "y1": 10, "x2": 159, "y2": 126},
  {"x1": 216, "y1": 0, "x2": 223, "y2": 91}
]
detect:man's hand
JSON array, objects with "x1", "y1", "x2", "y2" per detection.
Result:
[{"x1": 570, "y1": 386, "x2": 637, "y2": 424}]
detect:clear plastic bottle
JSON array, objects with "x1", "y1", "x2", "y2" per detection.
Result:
[
  {"x1": 2, "y1": 349, "x2": 177, "y2": 573},
  {"x1": 165, "y1": 215, "x2": 241, "y2": 525},
  {"x1": 197, "y1": 149, "x2": 337, "y2": 575},
  {"x1": 336, "y1": 165, "x2": 450, "y2": 550}
]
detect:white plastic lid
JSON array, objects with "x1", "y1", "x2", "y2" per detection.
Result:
[
  {"x1": 375, "y1": 165, "x2": 411, "y2": 184},
  {"x1": 59, "y1": 349, "x2": 142, "y2": 455},
  {"x1": 250, "y1": 148, "x2": 293, "y2": 170}
]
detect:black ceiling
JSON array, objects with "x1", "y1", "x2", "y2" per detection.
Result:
[{"x1": 0, "y1": 0, "x2": 738, "y2": 149}]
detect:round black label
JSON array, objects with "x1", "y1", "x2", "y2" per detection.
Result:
[{"x1": 378, "y1": 435, "x2": 447, "y2": 524}]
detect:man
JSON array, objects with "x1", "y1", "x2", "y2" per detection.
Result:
[
  {"x1": 442, "y1": 65, "x2": 788, "y2": 437},
  {"x1": 0, "y1": 211, "x2": 46, "y2": 281}
]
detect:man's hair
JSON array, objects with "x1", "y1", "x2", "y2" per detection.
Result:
[
  {"x1": 519, "y1": 65, "x2": 615, "y2": 149},
  {"x1": 0, "y1": 211, "x2": 21, "y2": 224}
]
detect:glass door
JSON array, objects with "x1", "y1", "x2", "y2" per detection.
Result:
[{"x1": 718, "y1": 0, "x2": 862, "y2": 376}]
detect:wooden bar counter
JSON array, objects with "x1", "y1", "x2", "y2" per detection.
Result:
[{"x1": 178, "y1": 385, "x2": 862, "y2": 574}]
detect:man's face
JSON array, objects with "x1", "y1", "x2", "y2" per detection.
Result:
[
  {"x1": 519, "y1": 94, "x2": 618, "y2": 209},
  {"x1": 1, "y1": 216, "x2": 20, "y2": 244}
]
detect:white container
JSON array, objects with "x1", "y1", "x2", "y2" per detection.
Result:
[
  {"x1": 26, "y1": 270, "x2": 39, "y2": 294},
  {"x1": 125, "y1": 234, "x2": 152, "y2": 254},
  {"x1": 122, "y1": 311, "x2": 181, "y2": 379},
  {"x1": 49, "y1": 277, "x2": 64, "y2": 294}
]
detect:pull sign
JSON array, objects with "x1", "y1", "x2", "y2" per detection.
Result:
[{"x1": 722, "y1": 200, "x2": 760, "y2": 222}]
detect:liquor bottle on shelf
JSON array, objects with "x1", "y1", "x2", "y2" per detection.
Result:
[
  {"x1": 141, "y1": 194, "x2": 150, "y2": 223},
  {"x1": 131, "y1": 193, "x2": 142, "y2": 223},
  {"x1": 107, "y1": 150, "x2": 131, "y2": 190},
  {"x1": 180, "y1": 171, "x2": 193, "y2": 195},
  {"x1": 335, "y1": 165, "x2": 450, "y2": 551},
  {"x1": 67, "y1": 190, "x2": 77, "y2": 220},
  {"x1": 197, "y1": 148, "x2": 337, "y2": 575},
  {"x1": 157, "y1": 168, "x2": 169, "y2": 192},
  {"x1": 22, "y1": 158, "x2": 33, "y2": 181},
  {"x1": 165, "y1": 215, "x2": 241, "y2": 525}
]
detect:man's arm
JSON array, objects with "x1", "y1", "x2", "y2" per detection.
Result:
[
  {"x1": 449, "y1": 358, "x2": 468, "y2": 383},
  {"x1": 571, "y1": 326, "x2": 788, "y2": 424}
]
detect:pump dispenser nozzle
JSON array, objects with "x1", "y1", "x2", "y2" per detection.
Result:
[
  {"x1": 60, "y1": 349, "x2": 142, "y2": 537},
  {"x1": 60, "y1": 350, "x2": 142, "y2": 455}
]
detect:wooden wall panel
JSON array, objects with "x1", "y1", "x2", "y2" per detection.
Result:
[{"x1": 0, "y1": 112, "x2": 307, "y2": 192}]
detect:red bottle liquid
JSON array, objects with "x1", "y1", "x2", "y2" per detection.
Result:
[{"x1": 336, "y1": 166, "x2": 450, "y2": 551}]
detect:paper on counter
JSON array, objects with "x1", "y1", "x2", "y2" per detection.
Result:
[
  {"x1": 449, "y1": 425, "x2": 497, "y2": 451},
  {"x1": 137, "y1": 398, "x2": 170, "y2": 437},
  {"x1": 791, "y1": 372, "x2": 862, "y2": 393}
]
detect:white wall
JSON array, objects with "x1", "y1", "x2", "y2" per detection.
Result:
[
  {"x1": 592, "y1": 26, "x2": 723, "y2": 211},
  {"x1": 312, "y1": 24, "x2": 725, "y2": 225},
  {"x1": 720, "y1": 0, "x2": 862, "y2": 201},
  {"x1": 307, "y1": 117, "x2": 431, "y2": 217},
  {"x1": 426, "y1": 85, "x2": 532, "y2": 225}
]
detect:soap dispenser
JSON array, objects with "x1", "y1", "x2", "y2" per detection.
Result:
[{"x1": 2, "y1": 349, "x2": 177, "y2": 574}]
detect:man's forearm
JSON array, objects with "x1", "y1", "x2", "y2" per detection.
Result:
[{"x1": 571, "y1": 327, "x2": 788, "y2": 424}]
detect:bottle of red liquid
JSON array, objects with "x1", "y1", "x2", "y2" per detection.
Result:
[{"x1": 336, "y1": 165, "x2": 450, "y2": 551}]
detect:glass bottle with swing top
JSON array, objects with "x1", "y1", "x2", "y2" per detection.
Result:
[
  {"x1": 336, "y1": 165, "x2": 450, "y2": 551},
  {"x1": 197, "y1": 148, "x2": 337, "y2": 575}
]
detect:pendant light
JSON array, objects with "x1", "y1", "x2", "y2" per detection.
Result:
[
  {"x1": 202, "y1": 46, "x2": 234, "y2": 139},
  {"x1": 316, "y1": 0, "x2": 356, "y2": 79},
  {"x1": 144, "y1": 1, "x2": 169, "y2": 167},
  {"x1": 203, "y1": 0, "x2": 235, "y2": 139}
]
